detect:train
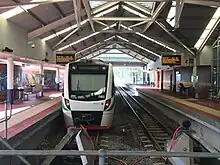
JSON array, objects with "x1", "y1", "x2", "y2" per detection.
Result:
[{"x1": 62, "y1": 59, "x2": 116, "y2": 129}]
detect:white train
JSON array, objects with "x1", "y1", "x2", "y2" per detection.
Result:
[{"x1": 62, "y1": 59, "x2": 116, "y2": 129}]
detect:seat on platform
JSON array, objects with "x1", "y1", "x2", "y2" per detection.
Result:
[
  {"x1": 23, "y1": 84, "x2": 42, "y2": 101},
  {"x1": 32, "y1": 84, "x2": 42, "y2": 93}
]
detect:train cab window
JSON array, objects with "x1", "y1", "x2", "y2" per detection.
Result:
[{"x1": 69, "y1": 73, "x2": 107, "y2": 101}]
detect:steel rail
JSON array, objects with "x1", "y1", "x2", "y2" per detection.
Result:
[
  {"x1": 117, "y1": 86, "x2": 164, "y2": 151},
  {"x1": 122, "y1": 87, "x2": 172, "y2": 135},
  {"x1": 136, "y1": 88, "x2": 220, "y2": 153}
]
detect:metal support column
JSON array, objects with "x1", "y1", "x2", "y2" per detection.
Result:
[
  {"x1": 170, "y1": 73, "x2": 173, "y2": 91},
  {"x1": 193, "y1": 57, "x2": 199, "y2": 98},
  {"x1": 55, "y1": 68, "x2": 60, "y2": 91},
  {"x1": 161, "y1": 70, "x2": 164, "y2": 90},
  {"x1": 216, "y1": 40, "x2": 220, "y2": 95},
  {"x1": 39, "y1": 64, "x2": 44, "y2": 97},
  {"x1": 7, "y1": 57, "x2": 14, "y2": 104},
  {"x1": 175, "y1": 0, "x2": 184, "y2": 29},
  {"x1": 173, "y1": 67, "x2": 176, "y2": 92},
  {"x1": 143, "y1": 65, "x2": 146, "y2": 84},
  {"x1": 99, "y1": 149, "x2": 105, "y2": 165}
]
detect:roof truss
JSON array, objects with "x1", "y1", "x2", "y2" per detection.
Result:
[{"x1": 1, "y1": 0, "x2": 219, "y2": 58}]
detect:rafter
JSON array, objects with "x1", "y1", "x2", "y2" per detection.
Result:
[
  {"x1": 77, "y1": 43, "x2": 113, "y2": 59},
  {"x1": 55, "y1": 23, "x2": 117, "y2": 51},
  {"x1": 119, "y1": 43, "x2": 156, "y2": 61},
  {"x1": 82, "y1": 0, "x2": 95, "y2": 32},
  {"x1": 124, "y1": 2, "x2": 151, "y2": 15},
  {"x1": 120, "y1": 23, "x2": 183, "y2": 52},
  {"x1": 92, "y1": 17, "x2": 152, "y2": 21},
  {"x1": 70, "y1": 34, "x2": 115, "y2": 53},
  {"x1": 1, "y1": 0, "x2": 220, "y2": 9},
  {"x1": 78, "y1": 43, "x2": 151, "y2": 64},
  {"x1": 28, "y1": 10, "x2": 86, "y2": 40},
  {"x1": 117, "y1": 34, "x2": 161, "y2": 58},
  {"x1": 155, "y1": 21, "x2": 195, "y2": 56},
  {"x1": 143, "y1": 2, "x2": 168, "y2": 32},
  {"x1": 73, "y1": 0, "x2": 80, "y2": 28},
  {"x1": 118, "y1": 49, "x2": 149, "y2": 64}
]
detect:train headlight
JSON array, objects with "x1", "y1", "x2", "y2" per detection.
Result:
[
  {"x1": 104, "y1": 99, "x2": 111, "y2": 110},
  {"x1": 64, "y1": 98, "x2": 70, "y2": 109}
]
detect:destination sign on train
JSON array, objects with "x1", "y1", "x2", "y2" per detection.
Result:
[
  {"x1": 56, "y1": 54, "x2": 75, "y2": 64},
  {"x1": 161, "y1": 55, "x2": 181, "y2": 65}
]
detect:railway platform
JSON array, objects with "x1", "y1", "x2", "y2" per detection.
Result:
[
  {"x1": 134, "y1": 86, "x2": 220, "y2": 153},
  {"x1": 136, "y1": 86, "x2": 220, "y2": 123},
  {"x1": 0, "y1": 91, "x2": 62, "y2": 139}
]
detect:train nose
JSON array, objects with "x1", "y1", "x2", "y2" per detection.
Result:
[{"x1": 82, "y1": 114, "x2": 94, "y2": 121}]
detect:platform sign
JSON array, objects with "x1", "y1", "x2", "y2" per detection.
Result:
[
  {"x1": 161, "y1": 55, "x2": 181, "y2": 66},
  {"x1": 56, "y1": 54, "x2": 75, "y2": 65},
  {"x1": 191, "y1": 75, "x2": 198, "y2": 82},
  {"x1": 182, "y1": 54, "x2": 189, "y2": 66}
]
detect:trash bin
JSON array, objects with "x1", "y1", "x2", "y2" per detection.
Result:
[
  {"x1": 17, "y1": 88, "x2": 24, "y2": 100},
  {"x1": 208, "y1": 88, "x2": 213, "y2": 99}
]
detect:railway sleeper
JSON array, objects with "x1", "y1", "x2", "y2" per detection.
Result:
[
  {"x1": 99, "y1": 144, "x2": 108, "y2": 149},
  {"x1": 137, "y1": 132, "x2": 146, "y2": 136},
  {"x1": 141, "y1": 140, "x2": 152, "y2": 144},
  {"x1": 155, "y1": 141, "x2": 166, "y2": 145},
  {"x1": 154, "y1": 137, "x2": 170, "y2": 141},
  {"x1": 146, "y1": 148, "x2": 158, "y2": 152},
  {"x1": 100, "y1": 139, "x2": 109, "y2": 143},
  {"x1": 155, "y1": 139, "x2": 166, "y2": 143},
  {"x1": 150, "y1": 133, "x2": 168, "y2": 137},
  {"x1": 153, "y1": 162, "x2": 166, "y2": 165},
  {"x1": 145, "y1": 125, "x2": 161, "y2": 128},
  {"x1": 143, "y1": 144, "x2": 154, "y2": 148},
  {"x1": 149, "y1": 130, "x2": 168, "y2": 134},
  {"x1": 147, "y1": 127, "x2": 164, "y2": 130}
]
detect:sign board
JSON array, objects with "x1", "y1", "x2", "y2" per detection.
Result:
[
  {"x1": 182, "y1": 54, "x2": 189, "y2": 66},
  {"x1": 191, "y1": 75, "x2": 198, "y2": 82},
  {"x1": 56, "y1": 54, "x2": 75, "y2": 64},
  {"x1": 161, "y1": 55, "x2": 181, "y2": 66}
]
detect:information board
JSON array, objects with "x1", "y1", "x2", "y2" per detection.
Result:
[
  {"x1": 161, "y1": 55, "x2": 181, "y2": 66},
  {"x1": 56, "y1": 54, "x2": 75, "y2": 64}
]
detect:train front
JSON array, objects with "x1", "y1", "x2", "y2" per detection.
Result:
[{"x1": 62, "y1": 61, "x2": 114, "y2": 130}]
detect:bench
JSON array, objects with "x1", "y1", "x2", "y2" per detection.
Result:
[{"x1": 23, "y1": 84, "x2": 43, "y2": 101}]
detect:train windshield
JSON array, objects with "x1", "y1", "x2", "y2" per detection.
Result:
[{"x1": 69, "y1": 74, "x2": 107, "y2": 101}]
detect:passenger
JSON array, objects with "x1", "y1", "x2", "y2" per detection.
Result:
[{"x1": 178, "y1": 83, "x2": 185, "y2": 93}]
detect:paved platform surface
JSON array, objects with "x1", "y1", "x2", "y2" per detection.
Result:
[
  {"x1": 0, "y1": 93, "x2": 61, "y2": 139},
  {"x1": 0, "y1": 91, "x2": 61, "y2": 119},
  {"x1": 149, "y1": 88, "x2": 220, "y2": 111},
  {"x1": 136, "y1": 86, "x2": 220, "y2": 130}
]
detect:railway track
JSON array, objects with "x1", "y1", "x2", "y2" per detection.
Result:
[{"x1": 118, "y1": 86, "x2": 173, "y2": 165}]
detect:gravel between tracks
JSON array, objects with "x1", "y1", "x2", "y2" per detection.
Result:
[{"x1": 98, "y1": 92, "x2": 167, "y2": 165}]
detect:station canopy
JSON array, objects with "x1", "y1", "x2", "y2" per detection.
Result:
[{"x1": 0, "y1": 0, "x2": 220, "y2": 64}]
